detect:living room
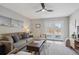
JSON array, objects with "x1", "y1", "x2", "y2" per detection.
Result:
[{"x1": 0, "y1": 3, "x2": 79, "y2": 55}]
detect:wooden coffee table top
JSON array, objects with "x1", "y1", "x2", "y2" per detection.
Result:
[{"x1": 27, "y1": 39, "x2": 46, "y2": 48}]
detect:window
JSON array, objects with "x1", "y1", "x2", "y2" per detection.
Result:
[{"x1": 44, "y1": 20, "x2": 64, "y2": 41}]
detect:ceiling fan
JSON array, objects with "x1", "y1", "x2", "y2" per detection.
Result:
[{"x1": 36, "y1": 3, "x2": 53, "y2": 12}]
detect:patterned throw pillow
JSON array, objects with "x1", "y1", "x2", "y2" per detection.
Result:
[{"x1": 11, "y1": 34, "x2": 20, "y2": 43}]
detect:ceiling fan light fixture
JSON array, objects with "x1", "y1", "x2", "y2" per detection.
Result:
[
  {"x1": 36, "y1": 3, "x2": 53, "y2": 13},
  {"x1": 42, "y1": 9, "x2": 45, "y2": 12}
]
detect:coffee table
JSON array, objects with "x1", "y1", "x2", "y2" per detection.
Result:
[{"x1": 26, "y1": 39, "x2": 46, "y2": 55}]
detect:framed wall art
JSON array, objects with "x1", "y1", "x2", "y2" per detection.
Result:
[{"x1": 35, "y1": 24, "x2": 41, "y2": 28}]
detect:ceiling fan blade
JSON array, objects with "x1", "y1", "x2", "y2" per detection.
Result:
[
  {"x1": 36, "y1": 3, "x2": 53, "y2": 13},
  {"x1": 46, "y1": 9, "x2": 53, "y2": 12},
  {"x1": 41, "y1": 3, "x2": 45, "y2": 9},
  {"x1": 36, "y1": 9, "x2": 42, "y2": 12}
]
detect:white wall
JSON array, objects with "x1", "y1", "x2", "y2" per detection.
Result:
[
  {"x1": 0, "y1": 5, "x2": 31, "y2": 34},
  {"x1": 30, "y1": 19, "x2": 44, "y2": 38},
  {"x1": 31, "y1": 17, "x2": 69, "y2": 39},
  {"x1": 69, "y1": 9, "x2": 79, "y2": 37}
]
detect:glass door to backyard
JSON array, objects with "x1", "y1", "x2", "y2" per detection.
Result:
[{"x1": 44, "y1": 20, "x2": 64, "y2": 41}]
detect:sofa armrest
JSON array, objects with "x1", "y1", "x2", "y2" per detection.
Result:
[{"x1": 0, "y1": 41, "x2": 14, "y2": 54}]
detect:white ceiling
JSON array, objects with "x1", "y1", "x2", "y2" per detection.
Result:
[{"x1": 0, "y1": 3, "x2": 79, "y2": 19}]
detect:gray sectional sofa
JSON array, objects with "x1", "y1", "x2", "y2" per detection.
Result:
[{"x1": 1, "y1": 32, "x2": 33, "y2": 54}]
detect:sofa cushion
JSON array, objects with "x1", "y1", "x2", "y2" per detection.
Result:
[
  {"x1": 2, "y1": 35, "x2": 13, "y2": 43},
  {"x1": 14, "y1": 39, "x2": 26, "y2": 48},
  {"x1": 7, "y1": 36, "x2": 14, "y2": 43},
  {"x1": 14, "y1": 38, "x2": 33, "y2": 48}
]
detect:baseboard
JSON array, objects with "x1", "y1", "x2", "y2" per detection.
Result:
[{"x1": 46, "y1": 39, "x2": 64, "y2": 42}]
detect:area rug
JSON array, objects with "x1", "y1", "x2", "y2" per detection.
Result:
[
  {"x1": 40, "y1": 41, "x2": 77, "y2": 55},
  {"x1": 22, "y1": 40, "x2": 77, "y2": 55}
]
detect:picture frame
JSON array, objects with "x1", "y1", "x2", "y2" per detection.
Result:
[{"x1": 35, "y1": 24, "x2": 41, "y2": 28}]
